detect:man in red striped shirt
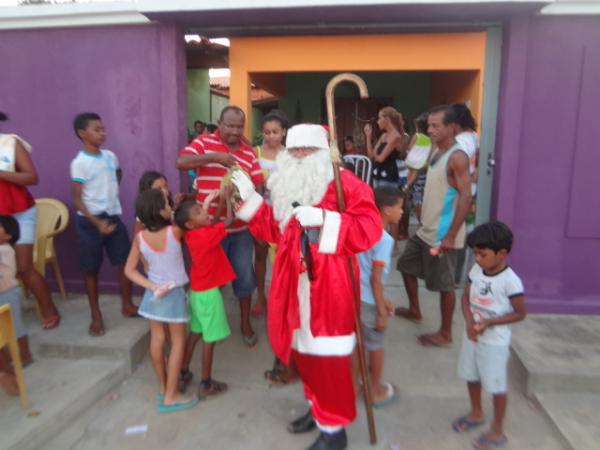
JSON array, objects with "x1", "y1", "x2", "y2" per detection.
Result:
[{"x1": 177, "y1": 106, "x2": 264, "y2": 347}]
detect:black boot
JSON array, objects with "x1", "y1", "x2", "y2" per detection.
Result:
[
  {"x1": 306, "y1": 429, "x2": 347, "y2": 450},
  {"x1": 287, "y1": 410, "x2": 316, "y2": 434}
]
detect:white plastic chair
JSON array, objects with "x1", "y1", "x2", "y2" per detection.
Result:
[{"x1": 343, "y1": 155, "x2": 372, "y2": 185}]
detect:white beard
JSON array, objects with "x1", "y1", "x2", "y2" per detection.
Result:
[{"x1": 268, "y1": 149, "x2": 333, "y2": 230}]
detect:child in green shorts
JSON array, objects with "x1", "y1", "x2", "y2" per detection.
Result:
[{"x1": 174, "y1": 199, "x2": 235, "y2": 397}]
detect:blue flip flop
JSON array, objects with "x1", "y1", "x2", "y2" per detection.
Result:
[
  {"x1": 156, "y1": 396, "x2": 199, "y2": 413},
  {"x1": 373, "y1": 383, "x2": 398, "y2": 409},
  {"x1": 452, "y1": 416, "x2": 485, "y2": 433},
  {"x1": 473, "y1": 433, "x2": 508, "y2": 449}
]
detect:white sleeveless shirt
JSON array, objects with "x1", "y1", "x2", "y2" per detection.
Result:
[{"x1": 138, "y1": 226, "x2": 188, "y2": 287}]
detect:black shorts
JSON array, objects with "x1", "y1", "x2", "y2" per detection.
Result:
[{"x1": 75, "y1": 214, "x2": 130, "y2": 274}]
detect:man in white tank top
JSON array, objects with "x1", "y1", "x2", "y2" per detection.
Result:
[{"x1": 395, "y1": 105, "x2": 472, "y2": 347}]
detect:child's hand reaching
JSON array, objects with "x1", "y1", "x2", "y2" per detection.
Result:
[
  {"x1": 384, "y1": 299, "x2": 395, "y2": 316},
  {"x1": 473, "y1": 319, "x2": 488, "y2": 335},
  {"x1": 202, "y1": 189, "x2": 220, "y2": 212}
]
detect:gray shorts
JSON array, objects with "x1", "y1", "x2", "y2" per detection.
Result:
[
  {"x1": 457, "y1": 335, "x2": 510, "y2": 394},
  {"x1": 0, "y1": 287, "x2": 26, "y2": 338},
  {"x1": 361, "y1": 302, "x2": 385, "y2": 351},
  {"x1": 396, "y1": 235, "x2": 457, "y2": 292}
]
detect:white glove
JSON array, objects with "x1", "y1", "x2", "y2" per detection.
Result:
[
  {"x1": 293, "y1": 206, "x2": 325, "y2": 227},
  {"x1": 231, "y1": 171, "x2": 255, "y2": 201}
]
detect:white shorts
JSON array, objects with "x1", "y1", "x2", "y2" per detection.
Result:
[
  {"x1": 12, "y1": 206, "x2": 37, "y2": 245},
  {"x1": 457, "y1": 334, "x2": 509, "y2": 394}
]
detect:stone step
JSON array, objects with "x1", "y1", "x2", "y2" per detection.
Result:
[
  {"x1": 535, "y1": 392, "x2": 600, "y2": 450},
  {"x1": 510, "y1": 314, "x2": 600, "y2": 396},
  {"x1": 0, "y1": 357, "x2": 126, "y2": 450},
  {"x1": 25, "y1": 295, "x2": 149, "y2": 374}
]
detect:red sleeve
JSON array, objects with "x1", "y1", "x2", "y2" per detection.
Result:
[
  {"x1": 180, "y1": 137, "x2": 205, "y2": 157},
  {"x1": 249, "y1": 151, "x2": 265, "y2": 186},
  {"x1": 248, "y1": 202, "x2": 281, "y2": 245},
  {"x1": 186, "y1": 223, "x2": 227, "y2": 250}
]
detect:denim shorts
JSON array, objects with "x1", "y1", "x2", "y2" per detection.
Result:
[
  {"x1": 75, "y1": 214, "x2": 131, "y2": 274},
  {"x1": 0, "y1": 287, "x2": 26, "y2": 338},
  {"x1": 12, "y1": 206, "x2": 37, "y2": 245},
  {"x1": 221, "y1": 229, "x2": 256, "y2": 298}
]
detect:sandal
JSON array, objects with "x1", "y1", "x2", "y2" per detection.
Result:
[
  {"x1": 373, "y1": 383, "x2": 398, "y2": 409},
  {"x1": 42, "y1": 314, "x2": 61, "y2": 330},
  {"x1": 452, "y1": 416, "x2": 485, "y2": 433},
  {"x1": 242, "y1": 333, "x2": 258, "y2": 347},
  {"x1": 198, "y1": 379, "x2": 228, "y2": 398},
  {"x1": 473, "y1": 433, "x2": 508, "y2": 449},
  {"x1": 156, "y1": 395, "x2": 199, "y2": 413}
]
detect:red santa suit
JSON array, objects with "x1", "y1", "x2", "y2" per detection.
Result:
[{"x1": 237, "y1": 164, "x2": 382, "y2": 428}]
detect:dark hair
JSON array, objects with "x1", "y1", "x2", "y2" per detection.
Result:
[
  {"x1": 0, "y1": 215, "x2": 20, "y2": 246},
  {"x1": 135, "y1": 189, "x2": 171, "y2": 232},
  {"x1": 138, "y1": 171, "x2": 166, "y2": 193},
  {"x1": 449, "y1": 103, "x2": 477, "y2": 131},
  {"x1": 193, "y1": 120, "x2": 205, "y2": 127},
  {"x1": 219, "y1": 106, "x2": 245, "y2": 122},
  {"x1": 73, "y1": 112, "x2": 101, "y2": 139},
  {"x1": 466, "y1": 220, "x2": 514, "y2": 253},
  {"x1": 0, "y1": 112, "x2": 8, "y2": 122},
  {"x1": 206, "y1": 124, "x2": 218, "y2": 133},
  {"x1": 174, "y1": 200, "x2": 197, "y2": 230},
  {"x1": 373, "y1": 186, "x2": 404, "y2": 210},
  {"x1": 428, "y1": 105, "x2": 458, "y2": 126},
  {"x1": 343, "y1": 135, "x2": 354, "y2": 144},
  {"x1": 262, "y1": 109, "x2": 289, "y2": 130},
  {"x1": 414, "y1": 113, "x2": 429, "y2": 134}
]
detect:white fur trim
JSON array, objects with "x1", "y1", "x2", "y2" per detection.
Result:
[
  {"x1": 236, "y1": 191, "x2": 263, "y2": 222},
  {"x1": 286, "y1": 124, "x2": 329, "y2": 151},
  {"x1": 292, "y1": 273, "x2": 356, "y2": 356},
  {"x1": 318, "y1": 210, "x2": 341, "y2": 254}
]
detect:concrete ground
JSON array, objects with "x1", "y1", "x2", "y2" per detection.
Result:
[{"x1": 7, "y1": 244, "x2": 600, "y2": 449}]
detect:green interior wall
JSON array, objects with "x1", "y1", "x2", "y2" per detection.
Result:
[
  {"x1": 187, "y1": 69, "x2": 211, "y2": 130},
  {"x1": 278, "y1": 71, "x2": 432, "y2": 128}
]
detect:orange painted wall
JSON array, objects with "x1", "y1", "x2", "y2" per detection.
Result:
[
  {"x1": 230, "y1": 33, "x2": 487, "y2": 135},
  {"x1": 430, "y1": 71, "x2": 481, "y2": 116}
]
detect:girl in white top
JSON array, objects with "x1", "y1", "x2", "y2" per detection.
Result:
[
  {"x1": 124, "y1": 189, "x2": 198, "y2": 413},
  {"x1": 451, "y1": 103, "x2": 479, "y2": 197},
  {"x1": 252, "y1": 110, "x2": 288, "y2": 318}
]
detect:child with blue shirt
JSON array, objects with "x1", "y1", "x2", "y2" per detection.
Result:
[
  {"x1": 70, "y1": 112, "x2": 137, "y2": 337},
  {"x1": 357, "y1": 186, "x2": 403, "y2": 408},
  {"x1": 453, "y1": 221, "x2": 526, "y2": 450}
]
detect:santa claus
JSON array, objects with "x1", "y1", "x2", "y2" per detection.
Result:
[{"x1": 232, "y1": 124, "x2": 382, "y2": 450}]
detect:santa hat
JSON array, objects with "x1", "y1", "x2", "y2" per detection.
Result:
[{"x1": 286, "y1": 124, "x2": 329, "y2": 151}]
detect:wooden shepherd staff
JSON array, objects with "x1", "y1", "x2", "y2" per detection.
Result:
[{"x1": 325, "y1": 73, "x2": 377, "y2": 445}]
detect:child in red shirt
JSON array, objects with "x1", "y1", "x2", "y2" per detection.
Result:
[{"x1": 174, "y1": 196, "x2": 235, "y2": 397}]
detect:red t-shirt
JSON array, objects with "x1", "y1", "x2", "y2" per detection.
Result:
[
  {"x1": 185, "y1": 222, "x2": 236, "y2": 292},
  {"x1": 179, "y1": 131, "x2": 264, "y2": 232},
  {"x1": 0, "y1": 180, "x2": 34, "y2": 215}
]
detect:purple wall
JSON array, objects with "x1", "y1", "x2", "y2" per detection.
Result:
[
  {"x1": 0, "y1": 23, "x2": 188, "y2": 293},
  {"x1": 494, "y1": 16, "x2": 600, "y2": 314}
]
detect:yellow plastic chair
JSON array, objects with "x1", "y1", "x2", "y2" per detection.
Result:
[
  {"x1": 33, "y1": 198, "x2": 69, "y2": 300},
  {"x1": 0, "y1": 304, "x2": 30, "y2": 408}
]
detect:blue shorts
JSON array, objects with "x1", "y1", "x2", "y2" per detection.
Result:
[
  {"x1": 75, "y1": 214, "x2": 130, "y2": 274},
  {"x1": 221, "y1": 229, "x2": 256, "y2": 298},
  {"x1": 12, "y1": 206, "x2": 37, "y2": 245}
]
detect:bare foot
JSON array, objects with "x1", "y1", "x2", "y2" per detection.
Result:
[
  {"x1": 395, "y1": 307, "x2": 422, "y2": 323},
  {"x1": 0, "y1": 372, "x2": 19, "y2": 396},
  {"x1": 88, "y1": 318, "x2": 105, "y2": 337},
  {"x1": 417, "y1": 332, "x2": 452, "y2": 347},
  {"x1": 121, "y1": 304, "x2": 139, "y2": 318}
]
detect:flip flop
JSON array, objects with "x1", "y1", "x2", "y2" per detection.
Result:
[
  {"x1": 473, "y1": 433, "x2": 508, "y2": 449},
  {"x1": 452, "y1": 416, "x2": 485, "y2": 433},
  {"x1": 243, "y1": 333, "x2": 258, "y2": 347},
  {"x1": 156, "y1": 396, "x2": 199, "y2": 413},
  {"x1": 417, "y1": 333, "x2": 452, "y2": 348},
  {"x1": 42, "y1": 314, "x2": 61, "y2": 330},
  {"x1": 88, "y1": 323, "x2": 105, "y2": 337},
  {"x1": 373, "y1": 383, "x2": 398, "y2": 409}
]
